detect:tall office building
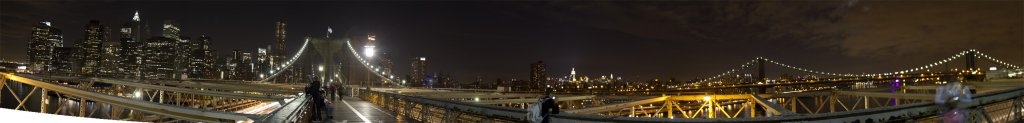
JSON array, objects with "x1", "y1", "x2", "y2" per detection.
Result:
[
  {"x1": 173, "y1": 36, "x2": 191, "y2": 79},
  {"x1": 257, "y1": 47, "x2": 271, "y2": 80},
  {"x1": 143, "y1": 37, "x2": 177, "y2": 79},
  {"x1": 99, "y1": 35, "x2": 120, "y2": 77},
  {"x1": 139, "y1": 20, "x2": 184, "y2": 79},
  {"x1": 410, "y1": 57, "x2": 427, "y2": 87},
  {"x1": 49, "y1": 47, "x2": 79, "y2": 75},
  {"x1": 188, "y1": 35, "x2": 215, "y2": 79},
  {"x1": 530, "y1": 61, "x2": 547, "y2": 91},
  {"x1": 27, "y1": 21, "x2": 62, "y2": 73},
  {"x1": 81, "y1": 20, "x2": 108, "y2": 75},
  {"x1": 232, "y1": 50, "x2": 255, "y2": 80},
  {"x1": 274, "y1": 19, "x2": 286, "y2": 65},
  {"x1": 221, "y1": 51, "x2": 239, "y2": 80},
  {"x1": 120, "y1": 11, "x2": 146, "y2": 78}
]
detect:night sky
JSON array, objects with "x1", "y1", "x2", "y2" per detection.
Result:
[{"x1": 2, "y1": 1, "x2": 1022, "y2": 83}]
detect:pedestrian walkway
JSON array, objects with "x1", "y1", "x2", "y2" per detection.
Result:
[{"x1": 325, "y1": 96, "x2": 418, "y2": 123}]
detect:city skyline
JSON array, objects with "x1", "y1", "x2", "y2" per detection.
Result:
[{"x1": 2, "y1": 1, "x2": 1023, "y2": 83}]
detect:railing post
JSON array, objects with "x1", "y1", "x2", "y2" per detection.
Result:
[
  {"x1": 665, "y1": 100, "x2": 673, "y2": 118},
  {"x1": 41, "y1": 88, "x2": 46, "y2": 113},
  {"x1": 863, "y1": 96, "x2": 869, "y2": 109},
  {"x1": 829, "y1": 94, "x2": 835, "y2": 113},
  {"x1": 790, "y1": 97, "x2": 797, "y2": 112},
  {"x1": 80, "y1": 98, "x2": 86, "y2": 117},
  {"x1": 748, "y1": 99, "x2": 756, "y2": 118}
]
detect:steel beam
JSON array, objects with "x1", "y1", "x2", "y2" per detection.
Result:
[
  {"x1": 2, "y1": 73, "x2": 252, "y2": 122},
  {"x1": 834, "y1": 91, "x2": 934, "y2": 100},
  {"x1": 470, "y1": 95, "x2": 596, "y2": 104},
  {"x1": 415, "y1": 93, "x2": 539, "y2": 99},
  {"x1": 750, "y1": 94, "x2": 798, "y2": 116},
  {"x1": 84, "y1": 78, "x2": 289, "y2": 101},
  {"x1": 567, "y1": 96, "x2": 668, "y2": 114},
  {"x1": 138, "y1": 79, "x2": 300, "y2": 95}
]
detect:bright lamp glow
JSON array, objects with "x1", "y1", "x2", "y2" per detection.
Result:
[
  {"x1": 364, "y1": 46, "x2": 376, "y2": 57},
  {"x1": 133, "y1": 90, "x2": 142, "y2": 98}
]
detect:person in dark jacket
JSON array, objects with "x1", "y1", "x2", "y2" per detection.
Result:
[
  {"x1": 306, "y1": 77, "x2": 324, "y2": 121},
  {"x1": 539, "y1": 88, "x2": 560, "y2": 123},
  {"x1": 330, "y1": 84, "x2": 337, "y2": 101}
]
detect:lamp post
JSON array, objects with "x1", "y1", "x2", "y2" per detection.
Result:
[
  {"x1": 364, "y1": 34, "x2": 377, "y2": 87},
  {"x1": 315, "y1": 64, "x2": 323, "y2": 84}
]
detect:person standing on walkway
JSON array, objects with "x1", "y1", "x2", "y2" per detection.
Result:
[
  {"x1": 536, "y1": 87, "x2": 561, "y2": 122},
  {"x1": 306, "y1": 77, "x2": 324, "y2": 121},
  {"x1": 935, "y1": 78, "x2": 972, "y2": 123},
  {"x1": 330, "y1": 84, "x2": 337, "y2": 101}
]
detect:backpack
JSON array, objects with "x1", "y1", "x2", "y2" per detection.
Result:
[{"x1": 527, "y1": 97, "x2": 547, "y2": 123}]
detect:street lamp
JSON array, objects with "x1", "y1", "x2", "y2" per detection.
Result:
[
  {"x1": 318, "y1": 65, "x2": 325, "y2": 83},
  {"x1": 364, "y1": 46, "x2": 376, "y2": 58}
]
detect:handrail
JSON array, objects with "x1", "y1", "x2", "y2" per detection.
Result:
[
  {"x1": 259, "y1": 94, "x2": 310, "y2": 123},
  {"x1": 358, "y1": 86, "x2": 1024, "y2": 123},
  {"x1": 362, "y1": 89, "x2": 529, "y2": 121},
  {"x1": 2, "y1": 73, "x2": 254, "y2": 122},
  {"x1": 550, "y1": 86, "x2": 1024, "y2": 123}
]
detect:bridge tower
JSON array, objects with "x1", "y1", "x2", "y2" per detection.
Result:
[
  {"x1": 757, "y1": 57, "x2": 766, "y2": 82},
  {"x1": 753, "y1": 57, "x2": 768, "y2": 94},
  {"x1": 964, "y1": 50, "x2": 984, "y2": 81},
  {"x1": 966, "y1": 51, "x2": 977, "y2": 70},
  {"x1": 310, "y1": 35, "x2": 347, "y2": 88}
]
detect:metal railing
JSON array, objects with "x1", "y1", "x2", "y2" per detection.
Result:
[
  {"x1": 259, "y1": 94, "x2": 311, "y2": 123},
  {"x1": 355, "y1": 87, "x2": 1024, "y2": 123},
  {"x1": 1, "y1": 73, "x2": 254, "y2": 122},
  {"x1": 360, "y1": 89, "x2": 528, "y2": 123}
]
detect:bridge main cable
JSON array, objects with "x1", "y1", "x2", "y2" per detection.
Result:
[{"x1": 259, "y1": 37, "x2": 312, "y2": 82}]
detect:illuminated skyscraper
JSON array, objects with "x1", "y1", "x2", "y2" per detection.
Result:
[
  {"x1": 188, "y1": 35, "x2": 215, "y2": 79},
  {"x1": 173, "y1": 36, "x2": 191, "y2": 79},
  {"x1": 257, "y1": 46, "x2": 271, "y2": 80},
  {"x1": 411, "y1": 57, "x2": 427, "y2": 87},
  {"x1": 49, "y1": 47, "x2": 78, "y2": 75},
  {"x1": 274, "y1": 18, "x2": 286, "y2": 65},
  {"x1": 27, "y1": 21, "x2": 62, "y2": 73},
  {"x1": 120, "y1": 11, "x2": 146, "y2": 78},
  {"x1": 530, "y1": 61, "x2": 547, "y2": 91},
  {"x1": 234, "y1": 50, "x2": 255, "y2": 80},
  {"x1": 81, "y1": 20, "x2": 108, "y2": 75},
  {"x1": 99, "y1": 34, "x2": 120, "y2": 77},
  {"x1": 143, "y1": 37, "x2": 178, "y2": 79}
]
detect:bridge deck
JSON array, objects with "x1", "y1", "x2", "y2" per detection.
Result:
[{"x1": 328, "y1": 95, "x2": 418, "y2": 123}]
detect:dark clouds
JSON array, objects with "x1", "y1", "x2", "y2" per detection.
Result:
[
  {"x1": 822, "y1": 1, "x2": 1022, "y2": 59},
  {"x1": 509, "y1": 1, "x2": 1023, "y2": 75}
]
